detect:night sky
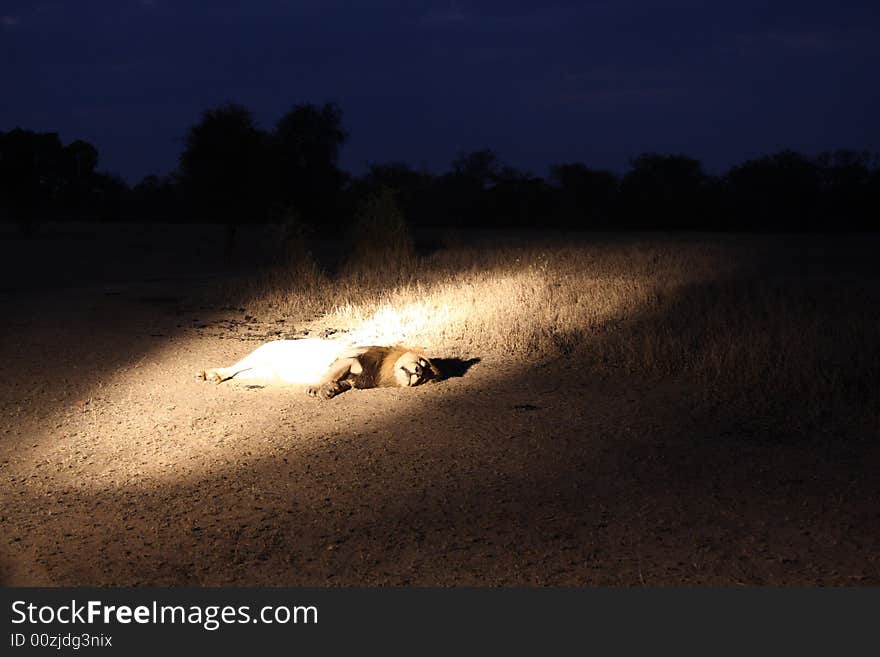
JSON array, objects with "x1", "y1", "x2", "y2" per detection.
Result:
[{"x1": 3, "y1": 1, "x2": 879, "y2": 183}]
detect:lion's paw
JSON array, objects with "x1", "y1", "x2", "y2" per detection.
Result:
[
  {"x1": 197, "y1": 369, "x2": 223, "y2": 384},
  {"x1": 320, "y1": 383, "x2": 340, "y2": 399},
  {"x1": 307, "y1": 382, "x2": 344, "y2": 399}
]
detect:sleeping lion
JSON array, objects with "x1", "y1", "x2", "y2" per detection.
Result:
[{"x1": 197, "y1": 338, "x2": 439, "y2": 399}]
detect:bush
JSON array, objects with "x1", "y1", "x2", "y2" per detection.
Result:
[{"x1": 346, "y1": 187, "x2": 415, "y2": 278}]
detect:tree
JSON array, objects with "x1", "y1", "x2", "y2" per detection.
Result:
[
  {"x1": 815, "y1": 150, "x2": 876, "y2": 229},
  {"x1": 131, "y1": 174, "x2": 183, "y2": 222},
  {"x1": 433, "y1": 149, "x2": 502, "y2": 226},
  {"x1": 550, "y1": 163, "x2": 618, "y2": 227},
  {"x1": 347, "y1": 186, "x2": 414, "y2": 275},
  {"x1": 271, "y1": 102, "x2": 347, "y2": 227},
  {"x1": 90, "y1": 173, "x2": 128, "y2": 221},
  {"x1": 362, "y1": 162, "x2": 432, "y2": 196},
  {"x1": 869, "y1": 164, "x2": 880, "y2": 230},
  {"x1": 351, "y1": 162, "x2": 435, "y2": 226},
  {"x1": 726, "y1": 150, "x2": 820, "y2": 230},
  {"x1": 450, "y1": 149, "x2": 500, "y2": 188},
  {"x1": 0, "y1": 129, "x2": 127, "y2": 227},
  {"x1": 0, "y1": 129, "x2": 65, "y2": 232},
  {"x1": 179, "y1": 103, "x2": 269, "y2": 230},
  {"x1": 58, "y1": 139, "x2": 99, "y2": 214},
  {"x1": 619, "y1": 154, "x2": 710, "y2": 229},
  {"x1": 485, "y1": 166, "x2": 553, "y2": 227}
]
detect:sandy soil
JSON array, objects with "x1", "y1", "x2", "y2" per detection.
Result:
[{"x1": 1, "y1": 225, "x2": 878, "y2": 586}]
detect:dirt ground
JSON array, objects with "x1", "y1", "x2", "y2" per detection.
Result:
[{"x1": 1, "y1": 223, "x2": 878, "y2": 586}]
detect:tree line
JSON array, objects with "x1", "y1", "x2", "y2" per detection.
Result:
[{"x1": 2, "y1": 102, "x2": 879, "y2": 233}]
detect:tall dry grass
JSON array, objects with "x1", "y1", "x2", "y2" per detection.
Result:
[{"x1": 231, "y1": 231, "x2": 880, "y2": 432}]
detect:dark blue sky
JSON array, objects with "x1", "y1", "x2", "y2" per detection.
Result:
[{"x1": 3, "y1": 1, "x2": 879, "y2": 183}]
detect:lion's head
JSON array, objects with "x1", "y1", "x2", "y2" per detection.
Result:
[{"x1": 392, "y1": 351, "x2": 440, "y2": 387}]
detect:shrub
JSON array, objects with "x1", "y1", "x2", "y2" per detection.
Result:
[{"x1": 346, "y1": 186, "x2": 415, "y2": 279}]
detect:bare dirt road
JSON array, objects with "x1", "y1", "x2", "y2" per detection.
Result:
[{"x1": 1, "y1": 225, "x2": 877, "y2": 586}]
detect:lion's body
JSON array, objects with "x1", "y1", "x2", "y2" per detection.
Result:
[
  {"x1": 197, "y1": 338, "x2": 438, "y2": 398},
  {"x1": 199, "y1": 338, "x2": 354, "y2": 385}
]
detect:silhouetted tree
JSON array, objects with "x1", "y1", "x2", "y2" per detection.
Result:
[
  {"x1": 271, "y1": 102, "x2": 347, "y2": 229},
  {"x1": 869, "y1": 164, "x2": 880, "y2": 230},
  {"x1": 361, "y1": 162, "x2": 432, "y2": 197},
  {"x1": 57, "y1": 139, "x2": 99, "y2": 215},
  {"x1": 0, "y1": 129, "x2": 64, "y2": 232},
  {"x1": 486, "y1": 166, "x2": 554, "y2": 227},
  {"x1": 450, "y1": 149, "x2": 500, "y2": 187},
  {"x1": 179, "y1": 103, "x2": 270, "y2": 248},
  {"x1": 550, "y1": 163, "x2": 618, "y2": 227},
  {"x1": 726, "y1": 150, "x2": 821, "y2": 230},
  {"x1": 347, "y1": 186, "x2": 414, "y2": 275},
  {"x1": 432, "y1": 149, "x2": 501, "y2": 226},
  {"x1": 90, "y1": 173, "x2": 128, "y2": 221},
  {"x1": 131, "y1": 174, "x2": 184, "y2": 222},
  {"x1": 0, "y1": 130, "x2": 121, "y2": 230},
  {"x1": 350, "y1": 162, "x2": 436, "y2": 226},
  {"x1": 13, "y1": 111, "x2": 879, "y2": 235},
  {"x1": 815, "y1": 150, "x2": 877, "y2": 230},
  {"x1": 619, "y1": 153, "x2": 710, "y2": 229}
]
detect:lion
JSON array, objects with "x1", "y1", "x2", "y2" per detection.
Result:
[{"x1": 197, "y1": 338, "x2": 439, "y2": 399}]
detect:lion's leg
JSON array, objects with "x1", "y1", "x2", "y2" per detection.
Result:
[
  {"x1": 196, "y1": 343, "x2": 283, "y2": 384},
  {"x1": 314, "y1": 378, "x2": 354, "y2": 400},
  {"x1": 196, "y1": 365, "x2": 251, "y2": 384},
  {"x1": 197, "y1": 350, "x2": 267, "y2": 383},
  {"x1": 307, "y1": 357, "x2": 360, "y2": 399},
  {"x1": 197, "y1": 368, "x2": 220, "y2": 383}
]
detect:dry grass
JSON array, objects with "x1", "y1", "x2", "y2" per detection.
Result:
[{"x1": 231, "y1": 231, "x2": 880, "y2": 433}]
